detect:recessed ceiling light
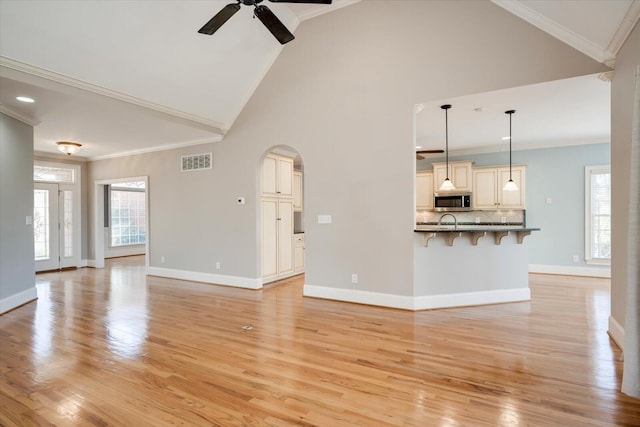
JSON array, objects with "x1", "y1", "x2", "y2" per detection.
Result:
[
  {"x1": 474, "y1": 107, "x2": 485, "y2": 112},
  {"x1": 16, "y1": 96, "x2": 35, "y2": 103},
  {"x1": 416, "y1": 145, "x2": 422, "y2": 149},
  {"x1": 501, "y1": 136, "x2": 511, "y2": 140}
]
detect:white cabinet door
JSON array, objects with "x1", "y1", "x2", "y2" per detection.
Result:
[
  {"x1": 261, "y1": 155, "x2": 278, "y2": 196},
  {"x1": 277, "y1": 157, "x2": 293, "y2": 198},
  {"x1": 277, "y1": 199, "x2": 294, "y2": 276},
  {"x1": 293, "y1": 171, "x2": 303, "y2": 211},
  {"x1": 472, "y1": 166, "x2": 526, "y2": 209},
  {"x1": 262, "y1": 154, "x2": 294, "y2": 197},
  {"x1": 472, "y1": 168, "x2": 499, "y2": 209},
  {"x1": 433, "y1": 161, "x2": 472, "y2": 191},
  {"x1": 294, "y1": 233, "x2": 305, "y2": 273},
  {"x1": 416, "y1": 172, "x2": 434, "y2": 210},
  {"x1": 498, "y1": 166, "x2": 525, "y2": 209},
  {"x1": 261, "y1": 198, "x2": 278, "y2": 279}
]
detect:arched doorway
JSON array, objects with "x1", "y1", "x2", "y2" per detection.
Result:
[{"x1": 259, "y1": 146, "x2": 305, "y2": 283}]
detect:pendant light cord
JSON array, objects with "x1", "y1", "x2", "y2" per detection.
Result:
[
  {"x1": 505, "y1": 109, "x2": 516, "y2": 181},
  {"x1": 445, "y1": 107, "x2": 449, "y2": 178}
]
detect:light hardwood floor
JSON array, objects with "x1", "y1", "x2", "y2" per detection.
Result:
[{"x1": 1, "y1": 256, "x2": 638, "y2": 426}]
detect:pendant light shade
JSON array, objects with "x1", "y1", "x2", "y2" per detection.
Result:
[
  {"x1": 504, "y1": 110, "x2": 518, "y2": 192},
  {"x1": 438, "y1": 104, "x2": 456, "y2": 191}
]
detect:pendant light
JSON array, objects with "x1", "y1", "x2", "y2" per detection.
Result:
[
  {"x1": 503, "y1": 110, "x2": 518, "y2": 191},
  {"x1": 438, "y1": 104, "x2": 455, "y2": 191}
]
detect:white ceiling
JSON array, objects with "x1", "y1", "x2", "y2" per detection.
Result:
[{"x1": 0, "y1": 0, "x2": 638, "y2": 160}]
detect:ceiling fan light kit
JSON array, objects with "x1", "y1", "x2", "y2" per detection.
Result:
[{"x1": 198, "y1": 0, "x2": 332, "y2": 45}]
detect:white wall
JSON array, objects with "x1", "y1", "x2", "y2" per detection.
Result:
[
  {"x1": 86, "y1": 1, "x2": 607, "y2": 297},
  {"x1": 0, "y1": 113, "x2": 36, "y2": 313},
  {"x1": 611, "y1": 21, "x2": 640, "y2": 339}
]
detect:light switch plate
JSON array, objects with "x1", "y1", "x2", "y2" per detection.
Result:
[{"x1": 318, "y1": 215, "x2": 332, "y2": 224}]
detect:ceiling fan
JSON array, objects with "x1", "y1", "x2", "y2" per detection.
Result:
[
  {"x1": 416, "y1": 149, "x2": 444, "y2": 160},
  {"x1": 198, "y1": 0, "x2": 333, "y2": 45}
]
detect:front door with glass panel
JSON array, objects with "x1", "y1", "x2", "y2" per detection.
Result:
[{"x1": 34, "y1": 183, "x2": 76, "y2": 272}]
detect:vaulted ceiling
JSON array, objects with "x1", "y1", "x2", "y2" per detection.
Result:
[{"x1": 0, "y1": 0, "x2": 638, "y2": 159}]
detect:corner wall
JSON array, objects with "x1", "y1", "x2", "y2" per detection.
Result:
[
  {"x1": 611, "y1": 21, "x2": 640, "y2": 347},
  {"x1": 0, "y1": 113, "x2": 36, "y2": 313}
]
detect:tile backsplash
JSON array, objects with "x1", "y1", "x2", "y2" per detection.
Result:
[{"x1": 416, "y1": 209, "x2": 526, "y2": 226}]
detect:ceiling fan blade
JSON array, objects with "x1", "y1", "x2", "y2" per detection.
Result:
[
  {"x1": 269, "y1": 0, "x2": 332, "y2": 3},
  {"x1": 198, "y1": 3, "x2": 241, "y2": 35},
  {"x1": 254, "y1": 5, "x2": 295, "y2": 45},
  {"x1": 416, "y1": 154, "x2": 425, "y2": 160}
]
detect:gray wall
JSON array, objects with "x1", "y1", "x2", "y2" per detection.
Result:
[
  {"x1": 611, "y1": 21, "x2": 640, "y2": 331},
  {"x1": 0, "y1": 113, "x2": 35, "y2": 306},
  {"x1": 86, "y1": 1, "x2": 607, "y2": 295},
  {"x1": 419, "y1": 143, "x2": 611, "y2": 269}
]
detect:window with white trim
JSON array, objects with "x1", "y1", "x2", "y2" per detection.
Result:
[
  {"x1": 110, "y1": 181, "x2": 146, "y2": 247},
  {"x1": 585, "y1": 165, "x2": 611, "y2": 265}
]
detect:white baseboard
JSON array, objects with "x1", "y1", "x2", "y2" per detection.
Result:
[
  {"x1": 147, "y1": 266, "x2": 263, "y2": 290},
  {"x1": 413, "y1": 288, "x2": 531, "y2": 310},
  {"x1": 608, "y1": 315, "x2": 625, "y2": 351},
  {"x1": 79, "y1": 259, "x2": 89, "y2": 267},
  {"x1": 85, "y1": 259, "x2": 97, "y2": 268},
  {"x1": 0, "y1": 287, "x2": 38, "y2": 314},
  {"x1": 304, "y1": 285, "x2": 415, "y2": 309},
  {"x1": 304, "y1": 285, "x2": 530, "y2": 311},
  {"x1": 529, "y1": 264, "x2": 610, "y2": 278}
]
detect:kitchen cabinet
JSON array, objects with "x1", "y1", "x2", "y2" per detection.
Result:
[
  {"x1": 416, "y1": 171, "x2": 434, "y2": 210},
  {"x1": 261, "y1": 197, "x2": 294, "y2": 280},
  {"x1": 294, "y1": 233, "x2": 305, "y2": 273},
  {"x1": 293, "y1": 170, "x2": 303, "y2": 211},
  {"x1": 472, "y1": 165, "x2": 526, "y2": 209},
  {"x1": 262, "y1": 154, "x2": 293, "y2": 198},
  {"x1": 432, "y1": 161, "x2": 473, "y2": 192}
]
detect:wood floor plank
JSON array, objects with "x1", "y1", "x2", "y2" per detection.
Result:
[{"x1": 1, "y1": 256, "x2": 639, "y2": 426}]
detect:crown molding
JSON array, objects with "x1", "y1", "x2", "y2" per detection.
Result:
[
  {"x1": 0, "y1": 105, "x2": 40, "y2": 126},
  {"x1": 607, "y1": 0, "x2": 640, "y2": 58},
  {"x1": 491, "y1": 0, "x2": 614, "y2": 66},
  {"x1": 0, "y1": 56, "x2": 227, "y2": 135},
  {"x1": 87, "y1": 136, "x2": 222, "y2": 161}
]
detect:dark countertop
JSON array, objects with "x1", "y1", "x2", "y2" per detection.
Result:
[{"x1": 415, "y1": 224, "x2": 541, "y2": 233}]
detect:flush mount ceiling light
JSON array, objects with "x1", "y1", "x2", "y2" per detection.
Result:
[
  {"x1": 439, "y1": 104, "x2": 455, "y2": 191},
  {"x1": 16, "y1": 96, "x2": 35, "y2": 103},
  {"x1": 504, "y1": 110, "x2": 518, "y2": 192},
  {"x1": 56, "y1": 141, "x2": 82, "y2": 156}
]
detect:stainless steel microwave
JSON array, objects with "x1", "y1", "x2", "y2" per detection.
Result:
[{"x1": 434, "y1": 192, "x2": 472, "y2": 211}]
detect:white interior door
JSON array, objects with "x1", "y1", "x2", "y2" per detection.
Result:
[
  {"x1": 34, "y1": 183, "x2": 76, "y2": 272},
  {"x1": 34, "y1": 183, "x2": 60, "y2": 272}
]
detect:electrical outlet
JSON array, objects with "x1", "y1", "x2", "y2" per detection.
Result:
[
  {"x1": 572, "y1": 255, "x2": 579, "y2": 263},
  {"x1": 215, "y1": 261, "x2": 221, "y2": 270},
  {"x1": 351, "y1": 274, "x2": 358, "y2": 284},
  {"x1": 475, "y1": 217, "x2": 480, "y2": 224},
  {"x1": 501, "y1": 216, "x2": 507, "y2": 223},
  {"x1": 161, "y1": 256, "x2": 165, "y2": 264}
]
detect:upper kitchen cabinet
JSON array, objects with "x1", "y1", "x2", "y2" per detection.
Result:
[
  {"x1": 432, "y1": 161, "x2": 473, "y2": 192},
  {"x1": 262, "y1": 154, "x2": 294, "y2": 198},
  {"x1": 416, "y1": 171, "x2": 434, "y2": 210},
  {"x1": 473, "y1": 165, "x2": 526, "y2": 209},
  {"x1": 293, "y1": 170, "x2": 303, "y2": 211}
]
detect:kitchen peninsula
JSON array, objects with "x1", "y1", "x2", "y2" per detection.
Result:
[{"x1": 412, "y1": 211, "x2": 540, "y2": 310}]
